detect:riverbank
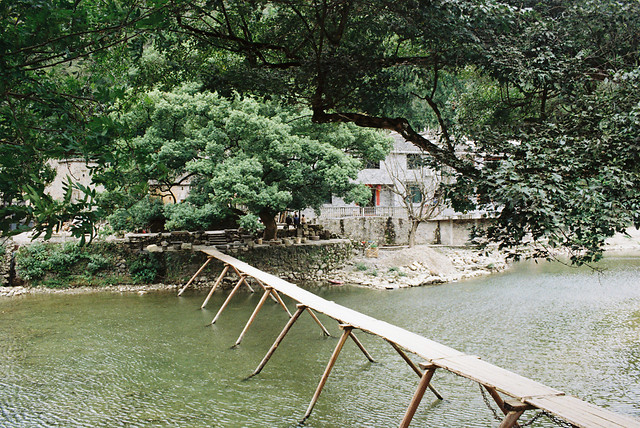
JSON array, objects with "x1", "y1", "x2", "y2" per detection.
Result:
[
  {"x1": 2, "y1": 227, "x2": 639, "y2": 297},
  {"x1": 0, "y1": 244, "x2": 510, "y2": 296},
  {"x1": 323, "y1": 245, "x2": 511, "y2": 289}
]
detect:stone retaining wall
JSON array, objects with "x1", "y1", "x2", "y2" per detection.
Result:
[
  {"x1": 0, "y1": 244, "x2": 12, "y2": 286},
  {"x1": 6, "y1": 239, "x2": 355, "y2": 288},
  {"x1": 163, "y1": 239, "x2": 355, "y2": 287}
]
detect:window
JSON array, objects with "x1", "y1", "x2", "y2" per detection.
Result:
[
  {"x1": 407, "y1": 154, "x2": 428, "y2": 169},
  {"x1": 406, "y1": 185, "x2": 422, "y2": 204}
]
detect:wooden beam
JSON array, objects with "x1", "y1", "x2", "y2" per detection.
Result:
[
  {"x1": 178, "y1": 256, "x2": 213, "y2": 296},
  {"x1": 200, "y1": 264, "x2": 230, "y2": 309},
  {"x1": 249, "y1": 304, "x2": 307, "y2": 378},
  {"x1": 348, "y1": 330, "x2": 375, "y2": 363},
  {"x1": 271, "y1": 290, "x2": 293, "y2": 317},
  {"x1": 499, "y1": 399, "x2": 533, "y2": 428},
  {"x1": 306, "y1": 308, "x2": 332, "y2": 336},
  {"x1": 499, "y1": 411, "x2": 525, "y2": 428},
  {"x1": 388, "y1": 341, "x2": 443, "y2": 400},
  {"x1": 302, "y1": 326, "x2": 352, "y2": 421},
  {"x1": 484, "y1": 385, "x2": 509, "y2": 416},
  {"x1": 234, "y1": 287, "x2": 273, "y2": 346},
  {"x1": 399, "y1": 364, "x2": 437, "y2": 428},
  {"x1": 255, "y1": 277, "x2": 292, "y2": 316},
  {"x1": 230, "y1": 265, "x2": 255, "y2": 293},
  {"x1": 210, "y1": 274, "x2": 247, "y2": 325}
]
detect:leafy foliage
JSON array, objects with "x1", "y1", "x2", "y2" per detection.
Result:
[
  {"x1": 128, "y1": 252, "x2": 162, "y2": 284},
  {"x1": 100, "y1": 86, "x2": 391, "y2": 238},
  {"x1": 161, "y1": 0, "x2": 640, "y2": 262},
  {"x1": 107, "y1": 196, "x2": 165, "y2": 233},
  {"x1": 3, "y1": 0, "x2": 640, "y2": 264},
  {"x1": 15, "y1": 242, "x2": 114, "y2": 282}
]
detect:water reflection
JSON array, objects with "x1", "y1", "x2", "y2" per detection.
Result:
[{"x1": 0, "y1": 254, "x2": 639, "y2": 427}]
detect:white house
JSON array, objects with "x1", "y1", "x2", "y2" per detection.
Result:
[{"x1": 307, "y1": 132, "x2": 483, "y2": 220}]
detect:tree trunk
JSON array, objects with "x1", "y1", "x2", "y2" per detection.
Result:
[
  {"x1": 259, "y1": 211, "x2": 278, "y2": 240},
  {"x1": 408, "y1": 219, "x2": 419, "y2": 248}
]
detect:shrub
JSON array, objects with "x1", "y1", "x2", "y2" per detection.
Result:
[
  {"x1": 15, "y1": 243, "x2": 50, "y2": 280},
  {"x1": 129, "y1": 252, "x2": 162, "y2": 284},
  {"x1": 15, "y1": 242, "x2": 117, "y2": 284},
  {"x1": 355, "y1": 262, "x2": 368, "y2": 271},
  {"x1": 108, "y1": 196, "x2": 165, "y2": 233}
]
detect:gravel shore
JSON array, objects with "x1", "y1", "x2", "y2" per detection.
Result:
[{"x1": 322, "y1": 245, "x2": 511, "y2": 290}]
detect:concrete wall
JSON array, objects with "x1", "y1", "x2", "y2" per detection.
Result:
[
  {"x1": 320, "y1": 217, "x2": 492, "y2": 246},
  {"x1": 45, "y1": 159, "x2": 104, "y2": 201}
]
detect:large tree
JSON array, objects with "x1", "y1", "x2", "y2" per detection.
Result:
[
  {"x1": 98, "y1": 85, "x2": 390, "y2": 239},
  {"x1": 0, "y1": 0, "x2": 167, "y2": 238},
  {"x1": 163, "y1": 0, "x2": 640, "y2": 262}
]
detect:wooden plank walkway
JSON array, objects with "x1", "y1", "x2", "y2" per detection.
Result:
[{"x1": 181, "y1": 247, "x2": 640, "y2": 428}]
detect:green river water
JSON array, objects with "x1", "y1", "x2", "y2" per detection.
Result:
[{"x1": 1, "y1": 254, "x2": 639, "y2": 427}]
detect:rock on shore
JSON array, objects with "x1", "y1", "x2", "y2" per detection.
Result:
[
  {"x1": 0, "y1": 283, "x2": 179, "y2": 297},
  {"x1": 324, "y1": 245, "x2": 510, "y2": 290}
]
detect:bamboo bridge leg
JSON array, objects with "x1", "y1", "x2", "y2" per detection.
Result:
[
  {"x1": 498, "y1": 400, "x2": 532, "y2": 428},
  {"x1": 499, "y1": 411, "x2": 525, "y2": 428},
  {"x1": 271, "y1": 290, "x2": 293, "y2": 317},
  {"x1": 484, "y1": 385, "x2": 509, "y2": 417},
  {"x1": 200, "y1": 264, "x2": 230, "y2": 309},
  {"x1": 348, "y1": 330, "x2": 376, "y2": 363},
  {"x1": 254, "y1": 278, "x2": 291, "y2": 316},
  {"x1": 230, "y1": 266, "x2": 255, "y2": 292},
  {"x1": 249, "y1": 304, "x2": 307, "y2": 378},
  {"x1": 234, "y1": 287, "x2": 273, "y2": 347},
  {"x1": 241, "y1": 276, "x2": 255, "y2": 293},
  {"x1": 254, "y1": 278, "x2": 280, "y2": 304},
  {"x1": 178, "y1": 256, "x2": 213, "y2": 296},
  {"x1": 302, "y1": 325, "x2": 352, "y2": 421},
  {"x1": 399, "y1": 363, "x2": 437, "y2": 428},
  {"x1": 306, "y1": 308, "x2": 332, "y2": 336},
  {"x1": 211, "y1": 275, "x2": 246, "y2": 325},
  {"x1": 388, "y1": 340, "x2": 443, "y2": 400}
]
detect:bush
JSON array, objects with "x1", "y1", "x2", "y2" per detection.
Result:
[
  {"x1": 129, "y1": 252, "x2": 162, "y2": 284},
  {"x1": 15, "y1": 243, "x2": 50, "y2": 280},
  {"x1": 107, "y1": 196, "x2": 165, "y2": 233},
  {"x1": 164, "y1": 202, "x2": 219, "y2": 231},
  {"x1": 15, "y1": 242, "x2": 117, "y2": 284}
]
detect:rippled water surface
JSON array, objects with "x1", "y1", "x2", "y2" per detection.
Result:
[{"x1": 1, "y1": 254, "x2": 639, "y2": 427}]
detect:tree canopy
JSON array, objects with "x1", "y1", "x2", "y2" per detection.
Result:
[
  {"x1": 2, "y1": 0, "x2": 639, "y2": 262},
  {"x1": 160, "y1": 0, "x2": 640, "y2": 262},
  {"x1": 97, "y1": 84, "x2": 390, "y2": 238}
]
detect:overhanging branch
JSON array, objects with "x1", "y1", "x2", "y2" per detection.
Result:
[{"x1": 311, "y1": 108, "x2": 479, "y2": 177}]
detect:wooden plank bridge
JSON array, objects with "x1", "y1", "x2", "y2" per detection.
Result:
[{"x1": 178, "y1": 247, "x2": 640, "y2": 428}]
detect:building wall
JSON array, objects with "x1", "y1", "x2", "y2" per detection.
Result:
[
  {"x1": 45, "y1": 159, "x2": 104, "y2": 201},
  {"x1": 320, "y1": 216, "x2": 492, "y2": 246}
]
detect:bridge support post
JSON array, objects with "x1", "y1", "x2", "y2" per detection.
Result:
[
  {"x1": 211, "y1": 274, "x2": 248, "y2": 324},
  {"x1": 306, "y1": 308, "x2": 332, "y2": 336},
  {"x1": 234, "y1": 287, "x2": 273, "y2": 346},
  {"x1": 348, "y1": 331, "x2": 375, "y2": 362},
  {"x1": 200, "y1": 264, "x2": 230, "y2": 308},
  {"x1": 249, "y1": 304, "x2": 307, "y2": 378},
  {"x1": 303, "y1": 324, "x2": 352, "y2": 421},
  {"x1": 230, "y1": 265, "x2": 255, "y2": 292},
  {"x1": 388, "y1": 341, "x2": 442, "y2": 400},
  {"x1": 254, "y1": 278, "x2": 292, "y2": 317},
  {"x1": 178, "y1": 256, "x2": 214, "y2": 296},
  {"x1": 399, "y1": 363, "x2": 438, "y2": 428},
  {"x1": 499, "y1": 400, "x2": 533, "y2": 428}
]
